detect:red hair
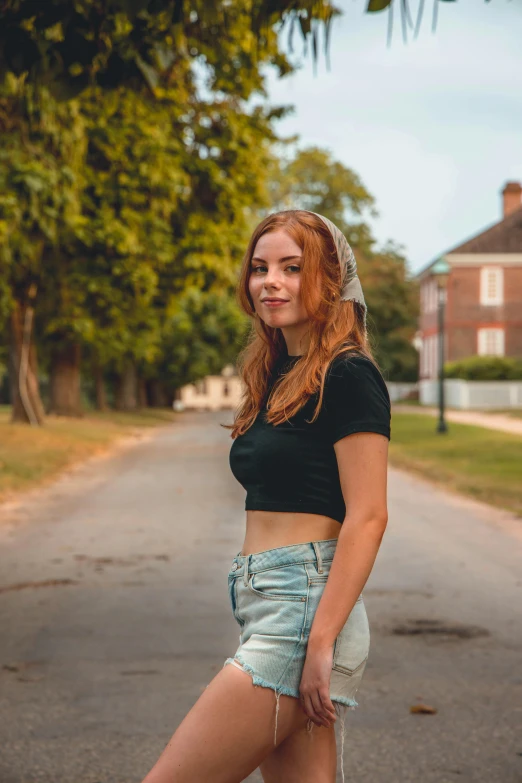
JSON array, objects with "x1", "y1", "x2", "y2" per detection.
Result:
[{"x1": 224, "y1": 210, "x2": 377, "y2": 438}]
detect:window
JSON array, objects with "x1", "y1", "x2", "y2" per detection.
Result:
[
  {"x1": 480, "y1": 267, "x2": 503, "y2": 306},
  {"x1": 477, "y1": 328, "x2": 505, "y2": 356}
]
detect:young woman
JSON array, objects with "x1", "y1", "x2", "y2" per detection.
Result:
[{"x1": 142, "y1": 210, "x2": 390, "y2": 783}]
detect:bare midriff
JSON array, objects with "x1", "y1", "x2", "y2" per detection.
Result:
[{"x1": 240, "y1": 510, "x2": 341, "y2": 556}]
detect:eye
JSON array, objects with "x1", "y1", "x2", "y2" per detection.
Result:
[
  {"x1": 286, "y1": 265, "x2": 301, "y2": 273},
  {"x1": 251, "y1": 265, "x2": 266, "y2": 274}
]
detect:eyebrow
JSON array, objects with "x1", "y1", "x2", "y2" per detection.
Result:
[{"x1": 251, "y1": 255, "x2": 303, "y2": 263}]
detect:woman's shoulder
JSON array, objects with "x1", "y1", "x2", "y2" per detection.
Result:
[
  {"x1": 320, "y1": 349, "x2": 391, "y2": 442},
  {"x1": 327, "y1": 349, "x2": 385, "y2": 378},
  {"x1": 325, "y1": 350, "x2": 390, "y2": 405}
]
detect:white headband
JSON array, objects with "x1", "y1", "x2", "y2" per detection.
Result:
[{"x1": 306, "y1": 211, "x2": 367, "y2": 326}]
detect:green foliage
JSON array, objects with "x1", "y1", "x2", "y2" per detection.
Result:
[
  {"x1": 0, "y1": 2, "x2": 426, "y2": 409},
  {"x1": 66, "y1": 84, "x2": 191, "y2": 368},
  {"x1": 0, "y1": 1, "x2": 339, "y2": 100},
  {"x1": 269, "y1": 145, "x2": 376, "y2": 252},
  {"x1": 444, "y1": 356, "x2": 522, "y2": 381},
  {"x1": 0, "y1": 76, "x2": 86, "y2": 320},
  {"x1": 358, "y1": 242, "x2": 419, "y2": 382},
  {"x1": 159, "y1": 287, "x2": 250, "y2": 390},
  {"x1": 1, "y1": 6, "x2": 290, "y2": 395}
]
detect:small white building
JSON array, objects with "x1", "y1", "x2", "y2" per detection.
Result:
[{"x1": 179, "y1": 365, "x2": 243, "y2": 411}]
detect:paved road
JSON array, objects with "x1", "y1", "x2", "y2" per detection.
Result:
[{"x1": 0, "y1": 411, "x2": 521, "y2": 783}]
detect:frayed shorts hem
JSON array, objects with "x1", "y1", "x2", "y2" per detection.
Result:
[
  {"x1": 222, "y1": 652, "x2": 356, "y2": 783},
  {"x1": 223, "y1": 653, "x2": 358, "y2": 709}
]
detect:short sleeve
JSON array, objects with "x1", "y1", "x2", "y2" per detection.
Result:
[{"x1": 323, "y1": 355, "x2": 391, "y2": 444}]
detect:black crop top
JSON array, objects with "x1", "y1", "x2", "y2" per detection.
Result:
[{"x1": 229, "y1": 350, "x2": 391, "y2": 524}]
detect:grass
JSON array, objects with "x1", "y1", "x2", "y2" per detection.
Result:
[
  {"x1": 389, "y1": 412, "x2": 522, "y2": 517},
  {"x1": 0, "y1": 406, "x2": 177, "y2": 503}
]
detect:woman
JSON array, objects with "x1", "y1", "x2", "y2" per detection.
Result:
[{"x1": 142, "y1": 210, "x2": 390, "y2": 783}]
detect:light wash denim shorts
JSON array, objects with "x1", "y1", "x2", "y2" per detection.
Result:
[{"x1": 223, "y1": 538, "x2": 370, "y2": 777}]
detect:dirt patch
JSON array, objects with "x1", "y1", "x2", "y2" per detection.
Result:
[
  {"x1": 391, "y1": 618, "x2": 490, "y2": 639},
  {"x1": 0, "y1": 578, "x2": 79, "y2": 595},
  {"x1": 73, "y1": 553, "x2": 170, "y2": 568}
]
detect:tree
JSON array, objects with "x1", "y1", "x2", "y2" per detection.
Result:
[
  {"x1": 0, "y1": 2, "x2": 339, "y2": 99},
  {"x1": 1, "y1": 2, "x2": 326, "y2": 419},
  {"x1": 357, "y1": 243, "x2": 419, "y2": 381},
  {"x1": 270, "y1": 145, "x2": 377, "y2": 252},
  {"x1": 0, "y1": 0, "x2": 494, "y2": 99},
  {"x1": 0, "y1": 76, "x2": 86, "y2": 422},
  {"x1": 159, "y1": 287, "x2": 250, "y2": 397}
]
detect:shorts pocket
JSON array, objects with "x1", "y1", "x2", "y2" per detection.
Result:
[
  {"x1": 227, "y1": 574, "x2": 237, "y2": 613},
  {"x1": 228, "y1": 574, "x2": 245, "y2": 625},
  {"x1": 247, "y1": 563, "x2": 308, "y2": 602},
  {"x1": 332, "y1": 596, "x2": 370, "y2": 675}
]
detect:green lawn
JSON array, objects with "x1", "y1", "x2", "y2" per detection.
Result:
[
  {"x1": 0, "y1": 406, "x2": 177, "y2": 502},
  {"x1": 389, "y1": 413, "x2": 522, "y2": 517}
]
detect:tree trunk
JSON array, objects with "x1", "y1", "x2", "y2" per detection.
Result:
[
  {"x1": 147, "y1": 379, "x2": 169, "y2": 408},
  {"x1": 49, "y1": 342, "x2": 83, "y2": 417},
  {"x1": 115, "y1": 361, "x2": 138, "y2": 411},
  {"x1": 93, "y1": 362, "x2": 109, "y2": 411},
  {"x1": 137, "y1": 377, "x2": 148, "y2": 408},
  {"x1": 9, "y1": 301, "x2": 46, "y2": 425}
]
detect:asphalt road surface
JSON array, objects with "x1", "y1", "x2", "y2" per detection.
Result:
[{"x1": 0, "y1": 411, "x2": 521, "y2": 783}]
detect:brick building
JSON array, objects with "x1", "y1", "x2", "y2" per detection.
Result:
[{"x1": 415, "y1": 181, "x2": 522, "y2": 380}]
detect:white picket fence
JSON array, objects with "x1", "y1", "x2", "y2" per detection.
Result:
[
  {"x1": 386, "y1": 382, "x2": 418, "y2": 403},
  {"x1": 419, "y1": 379, "x2": 522, "y2": 409}
]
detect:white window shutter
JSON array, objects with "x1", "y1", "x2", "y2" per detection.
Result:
[
  {"x1": 480, "y1": 267, "x2": 503, "y2": 306},
  {"x1": 478, "y1": 328, "x2": 505, "y2": 356}
]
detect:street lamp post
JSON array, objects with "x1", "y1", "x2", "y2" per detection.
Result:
[{"x1": 431, "y1": 257, "x2": 450, "y2": 434}]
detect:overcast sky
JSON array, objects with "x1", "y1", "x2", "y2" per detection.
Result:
[{"x1": 264, "y1": 0, "x2": 522, "y2": 274}]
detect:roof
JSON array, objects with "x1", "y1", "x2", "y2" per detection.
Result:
[
  {"x1": 447, "y1": 204, "x2": 522, "y2": 254},
  {"x1": 415, "y1": 204, "x2": 522, "y2": 279}
]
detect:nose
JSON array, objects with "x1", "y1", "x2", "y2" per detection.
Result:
[{"x1": 263, "y1": 266, "x2": 283, "y2": 289}]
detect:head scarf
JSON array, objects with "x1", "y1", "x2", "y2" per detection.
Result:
[{"x1": 305, "y1": 211, "x2": 367, "y2": 326}]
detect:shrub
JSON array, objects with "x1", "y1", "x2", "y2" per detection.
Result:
[{"x1": 444, "y1": 356, "x2": 522, "y2": 381}]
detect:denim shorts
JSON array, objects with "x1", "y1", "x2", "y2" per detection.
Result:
[{"x1": 222, "y1": 538, "x2": 370, "y2": 778}]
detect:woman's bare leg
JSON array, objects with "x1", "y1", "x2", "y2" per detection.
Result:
[
  {"x1": 259, "y1": 723, "x2": 337, "y2": 783},
  {"x1": 141, "y1": 662, "x2": 312, "y2": 783}
]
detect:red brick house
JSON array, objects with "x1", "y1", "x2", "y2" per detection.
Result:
[{"x1": 416, "y1": 181, "x2": 522, "y2": 380}]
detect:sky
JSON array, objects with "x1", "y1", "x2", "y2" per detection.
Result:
[{"x1": 264, "y1": 0, "x2": 522, "y2": 275}]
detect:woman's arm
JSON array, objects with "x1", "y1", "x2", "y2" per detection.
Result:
[{"x1": 298, "y1": 430, "x2": 389, "y2": 728}]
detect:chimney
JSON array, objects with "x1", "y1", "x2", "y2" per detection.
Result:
[{"x1": 502, "y1": 181, "x2": 522, "y2": 218}]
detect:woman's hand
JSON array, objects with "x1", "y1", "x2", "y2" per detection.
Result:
[{"x1": 298, "y1": 643, "x2": 337, "y2": 728}]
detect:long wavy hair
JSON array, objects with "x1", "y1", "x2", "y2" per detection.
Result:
[{"x1": 224, "y1": 210, "x2": 377, "y2": 438}]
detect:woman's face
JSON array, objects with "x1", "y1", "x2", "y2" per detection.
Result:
[{"x1": 248, "y1": 229, "x2": 309, "y2": 338}]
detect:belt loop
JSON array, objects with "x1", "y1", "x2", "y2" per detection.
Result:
[
  {"x1": 311, "y1": 541, "x2": 323, "y2": 574},
  {"x1": 243, "y1": 554, "x2": 250, "y2": 586}
]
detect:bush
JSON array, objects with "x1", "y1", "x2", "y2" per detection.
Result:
[{"x1": 444, "y1": 356, "x2": 522, "y2": 381}]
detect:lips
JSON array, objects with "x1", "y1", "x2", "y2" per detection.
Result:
[{"x1": 262, "y1": 298, "x2": 289, "y2": 303}]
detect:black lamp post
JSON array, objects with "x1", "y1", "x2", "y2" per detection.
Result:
[{"x1": 431, "y1": 257, "x2": 450, "y2": 434}]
